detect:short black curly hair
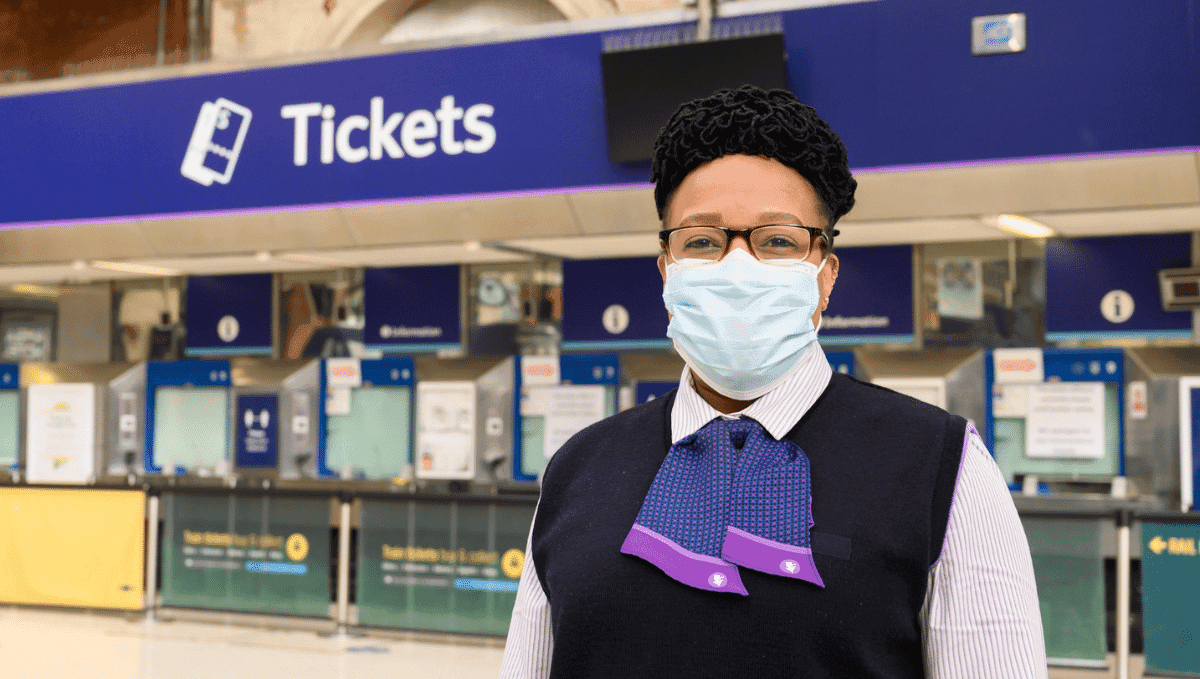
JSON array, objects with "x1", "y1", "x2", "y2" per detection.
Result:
[{"x1": 651, "y1": 85, "x2": 857, "y2": 239}]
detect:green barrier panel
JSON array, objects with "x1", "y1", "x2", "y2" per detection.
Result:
[
  {"x1": 1142, "y1": 522, "x2": 1200, "y2": 675},
  {"x1": 161, "y1": 493, "x2": 331, "y2": 616},
  {"x1": 1022, "y1": 517, "x2": 1107, "y2": 665},
  {"x1": 357, "y1": 499, "x2": 534, "y2": 634}
]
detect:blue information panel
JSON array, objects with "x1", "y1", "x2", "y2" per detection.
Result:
[
  {"x1": 186, "y1": 273, "x2": 274, "y2": 356},
  {"x1": 364, "y1": 265, "x2": 461, "y2": 353},
  {"x1": 1045, "y1": 234, "x2": 1192, "y2": 342},
  {"x1": 821, "y1": 245, "x2": 914, "y2": 345},
  {"x1": 236, "y1": 394, "x2": 279, "y2": 469},
  {"x1": 560, "y1": 354, "x2": 619, "y2": 385},
  {"x1": 562, "y1": 257, "x2": 670, "y2": 351},
  {"x1": 823, "y1": 350, "x2": 855, "y2": 376},
  {"x1": 0, "y1": 364, "x2": 16, "y2": 389},
  {"x1": 636, "y1": 381, "x2": 678, "y2": 405}
]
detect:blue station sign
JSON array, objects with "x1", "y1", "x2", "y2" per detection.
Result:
[
  {"x1": 562, "y1": 257, "x2": 671, "y2": 351},
  {"x1": 1045, "y1": 234, "x2": 1192, "y2": 342},
  {"x1": 363, "y1": 265, "x2": 462, "y2": 353},
  {"x1": 821, "y1": 245, "x2": 914, "y2": 345},
  {"x1": 2, "y1": 2, "x2": 1197, "y2": 228},
  {"x1": 186, "y1": 273, "x2": 274, "y2": 356}
]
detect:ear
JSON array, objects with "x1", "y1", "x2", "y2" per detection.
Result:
[{"x1": 657, "y1": 252, "x2": 667, "y2": 283}]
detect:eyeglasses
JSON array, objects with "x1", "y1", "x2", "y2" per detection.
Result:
[{"x1": 658, "y1": 224, "x2": 828, "y2": 263}]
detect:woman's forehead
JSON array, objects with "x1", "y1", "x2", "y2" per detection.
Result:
[{"x1": 666, "y1": 154, "x2": 826, "y2": 228}]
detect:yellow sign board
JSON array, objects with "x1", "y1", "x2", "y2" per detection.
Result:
[{"x1": 0, "y1": 487, "x2": 145, "y2": 610}]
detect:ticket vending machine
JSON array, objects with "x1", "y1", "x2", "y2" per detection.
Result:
[
  {"x1": 987, "y1": 348, "x2": 1125, "y2": 495},
  {"x1": 1122, "y1": 347, "x2": 1200, "y2": 509},
  {"x1": 0, "y1": 364, "x2": 19, "y2": 473},
  {"x1": 414, "y1": 356, "x2": 515, "y2": 485},
  {"x1": 857, "y1": 348, "x2": 985, "y2": 428},
  {"x1": 515, "y1": 354, "x2": 620, "y2": 482},
  {"x1": 228, "y1": 358, "x2": 320, "y2": 480},
  {"x1": 145, "y1": 360, "x2": 231, "y2": 477},
  {"x1": 321, "y1": 357, "x2": 415, "y2": 481}
]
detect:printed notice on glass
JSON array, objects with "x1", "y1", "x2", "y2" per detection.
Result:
[
  {"x1": 26, "y1": 383, "x2": 98, "y2": 484},
  {"x1": 1025, "y1": 382, "x2": 1106, "y2": 459},
  {"x1": 544, "y1": 385, "x2": 607, "y2": 459}
]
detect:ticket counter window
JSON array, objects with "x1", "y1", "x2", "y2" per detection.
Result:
[
  {"x1": 992, "y1": 381, "x2": 1121, "y2": 483},
  {"x1": 153, "y1": 386, "x2": 229, "y2": 472},
  {"x1": 325, "y1": 385, "x2": 412, "y2": 479},
  {"x1": 0, "y1": 390, "x2": 17, "y2": 467}
]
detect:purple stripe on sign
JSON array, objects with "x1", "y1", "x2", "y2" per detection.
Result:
[
  {"x1": 620, "y1": 524, "x2": 747, "y2": 595},
  {"x1": 721, "y1": 526, "x2": 824, "y2": 588}
]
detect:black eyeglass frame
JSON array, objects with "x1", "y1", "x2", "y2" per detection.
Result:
[{"x1": 657, "y1": 224, "x2": 837, "y2": 260}]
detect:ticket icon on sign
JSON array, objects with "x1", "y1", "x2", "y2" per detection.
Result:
[{"x1": 181, "y1": 97, "x2": 252, "y2": 186}]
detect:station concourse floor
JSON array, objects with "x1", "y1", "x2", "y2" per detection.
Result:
[{"x1": 0, "y1": 605, "x2": 1145, "y2": 679}]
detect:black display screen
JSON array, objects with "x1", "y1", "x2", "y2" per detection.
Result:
[
  {"x1": 600, "y1": 34, "x2": 788, "y2": 164},
  {"x1": 1173, "y1": 280, "x2": 1200, "y2": 298}
]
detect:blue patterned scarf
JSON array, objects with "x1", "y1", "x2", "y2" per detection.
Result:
[{"x1": 620, "y1": 417, "x2": 823, "y2": 594}]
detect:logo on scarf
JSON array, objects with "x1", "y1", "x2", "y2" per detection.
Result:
[
  {"x1": 708, "y1": 572, "x2": 727, "y2": 588},
  {"x1": 781, "y1": 559, "x2": 799, "y2": 574}
]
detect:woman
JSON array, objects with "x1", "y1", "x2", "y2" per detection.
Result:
[{"x1": 500, "y1": 86, "x2": 1045, "y2": 678}]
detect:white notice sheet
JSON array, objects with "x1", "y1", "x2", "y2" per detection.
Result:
[
  {"x1": 1025, "y1": 382, "x2": 1106, "y2": 459},
  {"x1": 544, "y1": 385, "x2": 607, "y2": 459}
]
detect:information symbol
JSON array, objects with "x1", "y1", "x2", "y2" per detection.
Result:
[
  {"x1": 217, "y1": 315, "x2": 241, "y2": 342},
  {"x1": 1100, "y1": 290, "x2": 1135, "y2": 324},
  {"x1": 602, "y1": 304, "x2": 630, "y2": 335}
]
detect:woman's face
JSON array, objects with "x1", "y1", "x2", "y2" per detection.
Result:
[{"x1": 657, "y1": 153, "x2": 840, "y2": 329}]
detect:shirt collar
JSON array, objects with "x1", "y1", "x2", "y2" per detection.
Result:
[{"x1": 670, "y1": 341, "x2": 833, "y2": 444}]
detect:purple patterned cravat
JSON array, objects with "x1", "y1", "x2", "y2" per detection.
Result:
[{"x1": 620, "y1": 417, "x2": 823, "y2": 595}]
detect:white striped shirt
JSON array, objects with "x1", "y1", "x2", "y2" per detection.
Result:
[{"x1": 500, "y1": 342, "x2": 1047, "y2": 678}]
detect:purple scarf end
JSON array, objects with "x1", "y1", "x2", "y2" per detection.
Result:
[
  {"x1": 621, "y1": 524, "x2": 749, "y2": 595},
  {"x1": 721, "y1": 526, "x2": 824, "y2": 588}
]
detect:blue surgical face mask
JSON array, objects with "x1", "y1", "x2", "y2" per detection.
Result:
[{"x1": 663, "y1": 248, "x2": 827, "y2": 401}]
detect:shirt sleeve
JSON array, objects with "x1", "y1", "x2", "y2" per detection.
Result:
[
  {"x1": 920, "y1": 428, "x2": 1048, "y2": 678},
  {"x1": 498, "y1": 524, "x2": 554, "y2": 679}
]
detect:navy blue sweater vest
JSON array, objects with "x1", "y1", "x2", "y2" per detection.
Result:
[{"x1": 531, "y1": 373, "x2": 967, "y2": 678}]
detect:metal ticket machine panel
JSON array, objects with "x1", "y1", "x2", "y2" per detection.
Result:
[
  {"x1": 20, "y1": 361, "x2": 130, "y2": 485},
  {"x1": 987, "y1": 348, "x2": 1125, "y2": 496},
  {"x1": 145, "y1": 360, "x2": 231, "y2": 477},
  {"x1": 0, "y1": 364, "x2": 19, "y2": 475},
  {"x1": 106, "y1": 363, "x2": 146, "y2": 477},
  {"x1": 857, "y1": 348, "x2": 985, "y2": 427},
  {"x1": 1122, "y1": 347, "x2": 1200, "y2": 509},
  {"x1": 229, "y1": 358, "x2": 319, "y2": 481},
  {"x1": 414, "y1": 356, "x2": 515, "y2": 486},
  {"x1": 515, "y1": 354, "x2": 620, "y2": 482},
  {"x1": 321, "y1": 357, "x2": 415, "y2": 481}
]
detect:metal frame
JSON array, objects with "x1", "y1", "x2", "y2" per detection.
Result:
[{"x1": 1177, "y1": 377, "x2": 1200, "y2": 511}]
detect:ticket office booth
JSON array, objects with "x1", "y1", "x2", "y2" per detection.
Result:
[
  {"x1": 987, "y1": 348, "x2": 1125, "y2": 494},
  {"x1": 856, "y1": 348, "x2": 986, "y2": 428},
  {"x1": 321, "y1": 357, "x2": 415, "y2": 482},
  {"x1": 229, "y1": 358, "x2": 320, "y2": 480},
  {"x1": 515, "y1": 354, "x2": 620, "y2": 482},
  {"x1": 414, "y1": 356, "x2": 516, "y2": 486},
  {"x1": 145, "y1": 360, "x2": 232, "y2": 477},
  {"x1": 0, "y1": 364, "x2": 19, "y2": 473}
]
